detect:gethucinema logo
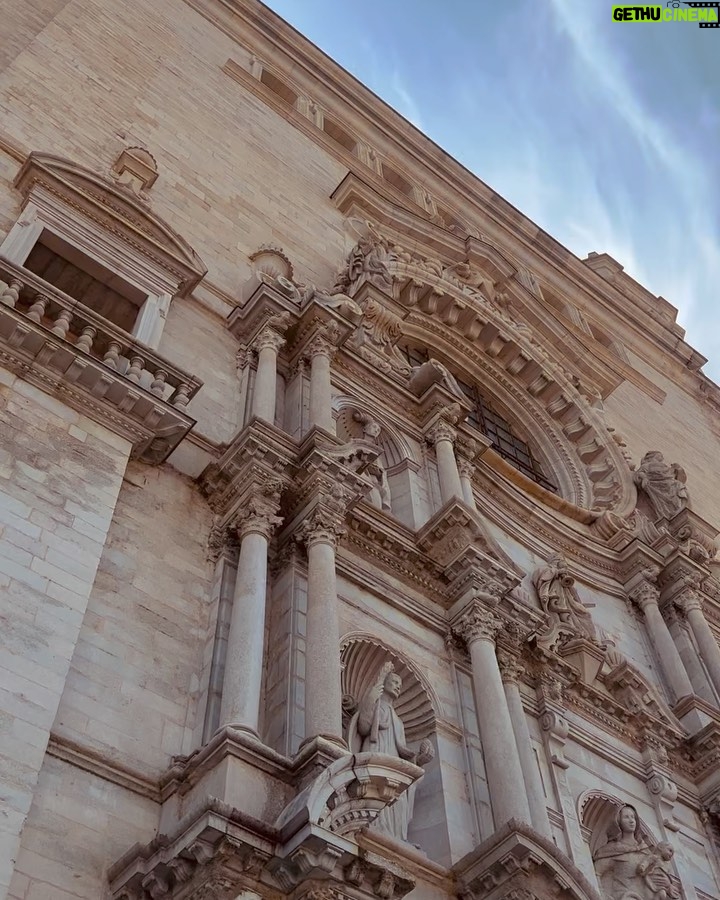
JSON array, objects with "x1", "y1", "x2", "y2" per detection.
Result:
[{"x1": 612, "y1": 2, "x2": 720, "y2": 24}]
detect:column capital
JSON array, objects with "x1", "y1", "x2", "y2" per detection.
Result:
[
  {"x1": 678, "y1": 588, "x2": 704, "y2": 615},
  {"x1": 497, "y1": 647, "x2": 525, "y2": 684},
  {"x1": 295, "y1": 484, "x2": 352, "y2": 549},
  {"x1": 628, "y1": 567, "x2": 661, "y2": 612},
  {"x1": 426, "y1": 420, "x2": 457, "y2": 446},
  {"x1": 232, "y1": 479, "x2": 284, "y2": 540},
  {"x1": 453, "y1": 602, "x2": 503, "y2": 646},
  {"x1": 305, "y1": 320, "x2": 341, "y2": 361},
  {"x1": 252, "y1": 324, "x2": 286, "y2": 355}
]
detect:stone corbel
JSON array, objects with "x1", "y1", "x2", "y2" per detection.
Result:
[
  {"x1": 537, "y1": 678, "x2": 570, "y2": 770},
  {"x1": 641, "y1": 738, "x2": 680, "y2": 833}
]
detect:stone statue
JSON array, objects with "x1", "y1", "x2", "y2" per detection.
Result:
[
  {"x1": 531, "y1": 552, "x2": 596, "y2": 646},
  {"x1": 333, "y1": 235, "x2": 394, "y2": 294},
  {"x1": 593, "y1": 805, "x2": 680, "y2": 900},
  {"x1": 633, "y1": 451, "x2": 688, "y2": 521},
  {"x1": 347, "y1": 663, "x2": 433, "y2": 841}
]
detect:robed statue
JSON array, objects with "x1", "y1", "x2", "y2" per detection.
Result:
[
  {"x1": 347, "y1": 663, "x2": 433, "y2": 841},
  {"x1": 593, "y1": 804, "x2": 681, "y2": 900},
  {"x1": 531, "y1": 552, "x2": 596, "y2": 647},
  {"x1": 633, "y1": 451, "x2": 688, "y2": 521}
]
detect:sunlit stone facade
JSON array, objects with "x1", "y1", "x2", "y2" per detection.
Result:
[{"x1": 2, "y1": 3, "x2": 720, "y2": 900}]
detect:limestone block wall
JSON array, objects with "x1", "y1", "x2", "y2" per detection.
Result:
[
  {"x1": 51, "y1": 461, "x2": 215, "y2": 775},
  {"x1": 0, "y1": 371, "x2": 130, "y2": 900}
]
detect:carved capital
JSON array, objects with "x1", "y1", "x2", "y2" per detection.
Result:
[
  {"x1": 678, "y1": 588, "x2": 704, "y2": 615},
  {"x1": 454, "y1": 602, "x2": 503, "y2": 646},
  {"x1": 295, "y1": 485, "x2": 352, "y2": 549},
  {"x1": 426, "y1": 420, "x2": 457, "y2": 446},
  {"x1": 233, "y1": 479, "x2": 283, "y2": 540},
  {"x1": 457, "y1": 456, "x2": 475, "y2": 480},
  {"x1": 630, "y1": 581, "x2": 661, "y2": 612},
  {"x1": 253, "y1": 324, "x2": 286, "y2": 355},
  {"x1": 497, "y1": 647, "x2": 525, "y2": 683},
  {"x1": 306, "y1": 321, "x2": 342, "y2": 361}
]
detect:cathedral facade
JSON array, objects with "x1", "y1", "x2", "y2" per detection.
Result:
[{"x1": 1, "y1": 3, "x2": 720, "y2": 900}]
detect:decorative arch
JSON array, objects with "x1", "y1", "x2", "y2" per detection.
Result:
[
  {"x1": 334, "y1": 397, "x2": 416, "y2": 468},
  {"x1": 340, "y1": 633, "x2": 438, "y2": 743},
  {"x1": 578, "y1": 791, "x2": 658, "y2": 857}
]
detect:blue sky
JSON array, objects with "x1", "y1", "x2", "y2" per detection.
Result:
[{"x1": 264, "y1": 0, "x2": 720, "y2": 379}]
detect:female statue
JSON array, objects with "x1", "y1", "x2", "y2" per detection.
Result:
[
  {"x1": 593, "y1": 805, "x2": 679, "y2": 900},
  {"x1": 633, "y1": 451, "x2": 688, "y2": 521}
]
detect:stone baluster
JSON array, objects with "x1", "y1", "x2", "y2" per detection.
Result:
[
  {"x1": 103, "y1": 341, "x2": 122, "y2": 370},
  {"x1": 426, "y1": 421, "x2": 463, "y2": 504},
  {"x1": 219, "y1": 480, "x2": 283, "y2": 735},
  {"x1": 454, "y1": 603, "x2": 531, "y2": 827},
  {"x1": 630, "y1": 577, "x2": 694, "y2": 704},
  {"x1": 497, "y1": 646, "x2": 552, "y2": 837},
  {"x1": 51, "y1": 308, "x2": 73, "y2": 339},
  {"x1": 251, "y1": 315, "x2": 290, "y2": 423},
  {"x1": 26, "y1": 292, "x2": 49, "y2": 324},
  {"x1": 150, "y1": 369, "x2": 167, "y2": 398},
  {"x1": 306, "y1": 324, "x2": 339, "y2": 435},
  {"x1": 173, "y1": 383, "x2": 191, "y2": 409},
  {"x1": 296, "y1": 486, "x2": 349, "y2": 746},
  {"x1": 679, "y1": 589, "x2": 720, "y2": 698},
  {"x1": 126, "y1": 356, "x2": 145, "y2": 384},
  {"x1": 0, "y1": 277, "x2": 22, "y2": 308},
  {"x1": 75, "y1": 326, "x2": 97, "y2": 355}
]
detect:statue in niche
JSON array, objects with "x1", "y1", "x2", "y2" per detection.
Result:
[
  {"x1": 347, "y1": 662, "x2": 433, "y2": 842},
  {"x1": 633, "y1": 451, "x2": 689, "y2": 521},
  {"x1": 593, "y1": 805, "x2": 680, "y2": 900},
  {"x1": 353, "y1": 411, "x2": 391, "y2": 511},
  {"x1": 531, "y1": 552, "x2": 596, "y2": 646}
]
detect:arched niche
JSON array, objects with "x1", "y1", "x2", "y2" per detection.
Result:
[
  {"x1": 334, "y1": 398, "x2": 425, "y2": 528},
  {"x1": 579, "y1": 792, "x2": 658, "y2": 858},
  {"x1": 340, "y1": 634, "x2": 449, "y2": 860}
]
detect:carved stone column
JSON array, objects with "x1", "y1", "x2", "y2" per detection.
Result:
[
  {"x1": 427, "y1": 421, "x2": 463, "y2": 504},
  {"x1": 680, "y1": 589, "x2": 720, "y2": 698},
  {"x1": 219, "y1": 480, "x2": 283, "y2": 735},
  {"x1": 630, "y1": 575, "x2": 694, "y2": 704},
  {"x1": 297, "y1": 487, "x2": 349, "y2": 747},
  {"x1": 456, "y1": 437, "x2": 482, "y2": 509},
  {"x1": 306, "y1": 324, "x2": 339, "y2": 434},
  {"x1": 454, "y1": 604, "x2": 531, "y2": 827},
  {"x1": 251, "y1": 318, "x2": 288, "y2": 422},
  {"x1": 498, "y1": 647, "x2": 552, "y2": 837}
]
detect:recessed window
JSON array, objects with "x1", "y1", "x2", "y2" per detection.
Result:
[
  {"x1": 322, "y1": 116, "x2": 357, "y2": 154},
  {"x1": 399, "y1": 343, "x2": 557, "y2": 492},
  {"x1": 259, "y1": 68, "x2": 298, "y2": 106},
  {"x1": 24, "y1": 231, "x2": 146, "y2": 333},
  {"x1": 381, "y1": 162, "x2": 414, "y2": 198}
]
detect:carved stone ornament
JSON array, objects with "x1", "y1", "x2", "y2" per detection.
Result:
[
  {"x1": 110, "y1": 145, "x2": 159, "y2": 196},
  {"x1": 344, "y1": 296, "x2": 411, "y2": 377},
  {"x1": 295, "y1": 484, "x2": 354, "y2": 549},
  {"x1": 332, "y1": 234, "x2": 395, "y2": 296},
  {"x1": 274, "y1": 750, "x2": 423, "y2": 841},
  {"x1": 453, "y1": 601, "x2": 504, "y2": 646},
  {"x1": 345, "y1": 660, "x2": 434, "y2": 842},
  {"x1": 633, "y1": 451, "x2": 689, "y2": 522},
  {"x1": 592, "y1": 805, "x2": 682, "y2": 900},
  {"x1": 530, "y1": 552, "x2": 596, "y2": 649},
  {"x1": 233, "y1": 478, "x2": 284, "y2": 541},
  {"x1": 249, "y1": 244, "x2": 294, "y2": 281}
]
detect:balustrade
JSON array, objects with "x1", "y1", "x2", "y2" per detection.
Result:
[{"x1": 0, "y1": 255, "x2": 200, "y2": 409}]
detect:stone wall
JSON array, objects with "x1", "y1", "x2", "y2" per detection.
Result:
[{"x1": 0, "y1": 372, "x2": 130, "y2": 899}]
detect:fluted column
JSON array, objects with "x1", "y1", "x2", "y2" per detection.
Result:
[
  {"x1": 251, "y1": 323, "x2": 286, "y2": 422},
  {"x1": 680, "y1": 590, "x2": 720, "y2": 698},
  {"x1": 630, "y1": 579, "x2": 694, "y2": 703},
  {"x1": 455, "y1": 604, "x2": 531, "y2": 827},
  {"x1": 307, "y1": 325, "x2": 339, "y2": 434},
  {"x1": 427, "y1": 421, "x2": 463, "y2": 504},
  {"x1": 297, "y1": 488, "x2": 348, "y2": 746},
  {"x1": 498, "y1": 648, "x2": 552, "y2": 837},
  {"x1": 219, "y1": 481, "x2": 283, "y2": 734}
]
